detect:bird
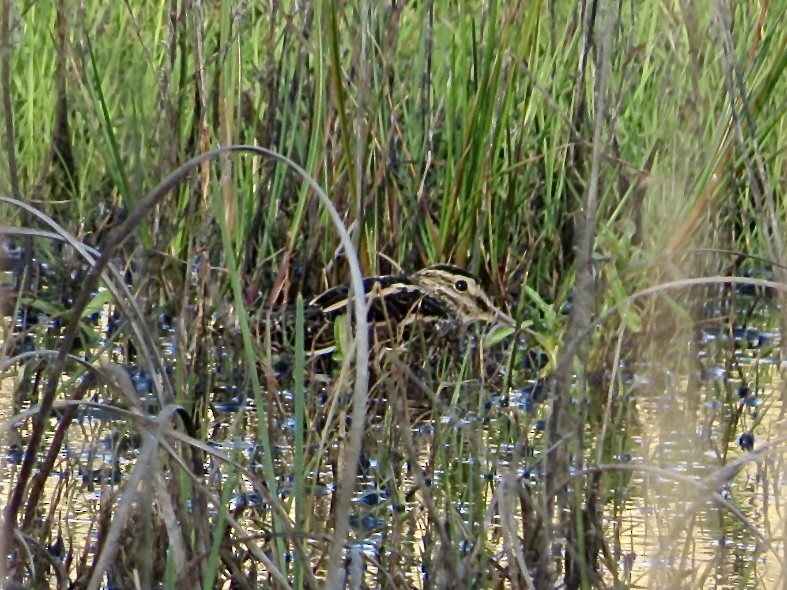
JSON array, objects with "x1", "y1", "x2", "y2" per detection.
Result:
[{"x1": 285, "y1": 264, "x2": 514, "y2": 356}]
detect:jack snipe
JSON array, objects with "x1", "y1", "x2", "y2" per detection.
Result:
[{"x1": 291, "y1": 264, "x2": 514, "y2": 355}]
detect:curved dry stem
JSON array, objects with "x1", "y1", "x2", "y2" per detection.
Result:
[
  {"x1": 0, "y1": 202, "x2": 173, "y2": 406},
  {"x1": 1, "y1": 144, "x2": 368, "y2": 587}
]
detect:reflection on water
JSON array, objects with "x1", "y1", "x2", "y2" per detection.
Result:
[
  {"x1": 1, "y1": 293, "x2": 785, "y2": 588},
  {"x1": 614, "y1": 367, "x2": 783, "y2": 588}
]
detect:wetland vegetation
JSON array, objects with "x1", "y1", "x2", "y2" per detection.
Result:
[{"x1": 1, "y1": 1, "x2": 786, "y2": 588}]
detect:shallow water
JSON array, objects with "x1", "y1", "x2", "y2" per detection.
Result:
[{"x1": 1, "y1": 283, "x2": 784, "y2": 588}]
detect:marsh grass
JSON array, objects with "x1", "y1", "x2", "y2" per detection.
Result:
[{"x1": 1, "y1": 0, "x2": 786, "y2": 588}]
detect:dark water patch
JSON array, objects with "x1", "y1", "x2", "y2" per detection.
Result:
[{"x1": 5, "y1": 443, "x2": 24, "y2": 465}]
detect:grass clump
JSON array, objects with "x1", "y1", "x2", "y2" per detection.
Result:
[{"x1": 1, "y1": 0, "x2": 786, "y2": 588}]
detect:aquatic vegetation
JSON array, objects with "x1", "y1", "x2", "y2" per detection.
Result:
[{"x1": 1, "y1": 1, "x2": 786, "y2": 588}]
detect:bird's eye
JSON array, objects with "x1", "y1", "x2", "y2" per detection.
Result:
[{"x1": 454, "y1": 279, "x2": 468, "y2": 292}]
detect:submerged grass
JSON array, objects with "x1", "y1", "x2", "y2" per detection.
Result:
[{"x1": 1, "y1": 0, "x2": 786, "y2": 588}]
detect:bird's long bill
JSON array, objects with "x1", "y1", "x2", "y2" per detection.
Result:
[{"x1": 495, "y1": 308, "x2": 515, "y2": 326}]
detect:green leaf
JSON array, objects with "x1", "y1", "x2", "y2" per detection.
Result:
[
  {"x1": 332, "y1": 314, "x2": 350, "y2": 361},
  {"x1": 524, "y1": 285, "x2": 557, "y2": 325},
  {"x1": 82, "y1": 288, "x2": 115, "y2": 318},
  {"x1": 483, "y1": 324, "x2": 516, "y2": 347},
  {"x1": 623, "y1": 306, "x2": 642, "y2": 333}
]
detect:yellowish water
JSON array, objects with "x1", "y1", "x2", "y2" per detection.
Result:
[{"x1": 1, "y1": 338, "x2": 784, "y2": 588}]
